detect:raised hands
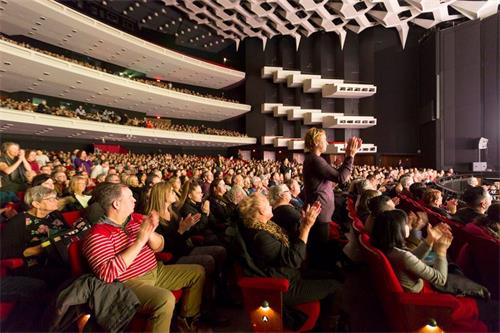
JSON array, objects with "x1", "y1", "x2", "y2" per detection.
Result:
[
  {"x1": 345, "y1": 137, "x2": 363, "y2": 158},
  {"x1": 137, "y1": 211, "x2": 158, "y2": 246},
  {"x1": 446, "y1": 199, "x2": 458, "y2": 214},
  {"x1": 435, "y1": 233, "x2": 453, "y2": 257},
  {"x1": 201, "y1": 200, "x2": 210, "y2": 215},
  {"x1": 178, "y1": 213, "x2": 202, "y2": 234},
  {"x1": 301, "y1": 201, "x2": 322, "y2": 230}
]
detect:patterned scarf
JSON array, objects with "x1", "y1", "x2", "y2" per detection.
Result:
[{"x1": 247, "y1": 219, "x2": 290, "y2": 248}]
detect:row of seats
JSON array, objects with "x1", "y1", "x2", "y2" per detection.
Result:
[
  {"x1": 346, "y1": 197, "x2": 489, "y2": 332},
  {"x1": 398, "y1": 195, "x2": 499, "y2": 299}
]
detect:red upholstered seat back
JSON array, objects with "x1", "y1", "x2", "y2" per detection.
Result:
[
  {"x1": 462, "y1": 233, "x2": 499, "y2": 298},
  {"x1": 62, "y1": 210, "x2": 82, "y2": 227}
]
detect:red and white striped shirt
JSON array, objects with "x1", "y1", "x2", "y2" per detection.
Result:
[{"x1": 83, "y1": 214, "x2": 157, "y2": 283}]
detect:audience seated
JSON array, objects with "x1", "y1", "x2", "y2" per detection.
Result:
[
  {"x1": 0, "y1": 186, "x2": 71, "y2": 289},
  {"x1": 466, "y1": 203, "x2": 499, "y2": 239},
  {"x1": 238, "y1": 193, "x2": 344, "y2": 331},
  {"x1": 1, "y1": 96, "x2": 247, "y2": 137},
  {"x1": 178, "y1": 180, "x2": 219, "y2": 245},
  {"x1": 82, "y1": 183, "x2": 206, "y2": 332},
  {"x1": 0, "y1": 139, "x2": 496, "y2": 331},
  {"x1": 145, "y1": 182, "x2": 228, "y2": 326},
  {"x1": 355, "y1": 189, "x2": 381, "y2": 223},
  {"x1": 423, "y1": 188, "x2": 457, "y2": 219},
  {"x1": 0, "y1": 34, "x2": 240, "y2": 104},
  {"x1": 454, "y1": 187, "x2": 492, "y2": 224},
  {"x1": 364, "y1": 195, "x2": 396, "y2": 235},
  {"x1": 268, "y1": 184, "x2": 301, "y2": 238}
]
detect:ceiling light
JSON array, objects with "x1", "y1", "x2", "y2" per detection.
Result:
[
  {"x1": 147, "y1": 15, "x2": 152, "y2": 20},
  {"x1": 164, "y1": 23, "x2": 169, "y2": 27},
  {"x1": 180, "y1": 30, "x2": 184, "y2": 34},
  {"x1": 154, "y1": 12, "x2": 158, "y2": 16},
  {"x1": 194, "y1": 25, "x2": 198, "y2": 29},
  {"x1": 195, "y1": 37, "x2": 199, "y2": 40},
  {"x1": 101, "y1": 0, "x2": 107, "y2": 5},
  {"x1": 175, "y1": 33, "x2": 179, "y2": 37},
  {"x1": 141, "y1": 18, "x2": 146, "y2": 23},
  {"x1": 159, "y1": 26, "x2": 163, "y2": 30},
  {"x1": 208, "y1": 32, "x2": 212, "y2": 36},
  {"x1": 187, "y1": 28, "x2": 191, "y2": 32},
  {"x1": 135, "y1": 2, "x2": 140, "y2": 7},
  {"x1": 128, "y1": 6, "x2": 133, "y2": 11},
  {"x1": 123, "y1": 10, "x2": 127, "y2": 15},
  {"x1": 161, "y1": 8, "x2": 166, "y2": 13}
]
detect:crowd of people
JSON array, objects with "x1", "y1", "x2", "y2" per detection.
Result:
[
  {"x1": 0, "y1": 132, "x2": 498, "y2": 332},
  {"x1": 0, "y1": 34, "x2": 240, "y2": 104},
  {"x1": 0, "y1": 96, "x2": 248, "y2": 137}
]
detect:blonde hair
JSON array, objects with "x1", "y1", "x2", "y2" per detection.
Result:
[
  {"x1": 146, "y1": 182, "x2": 178, "y2": 224},
  {"x1": 304, "y1": 127, "x2": 325, "y2": 151},
  {"x1": 423, "y1": 188, "x2": 442, "y2": 206},
  {"x1": 239, "y1": 193, "x2": 290, "y2": 247},
  {"x1": 69, "y1": 175, "x2": 87, "y2": 194}
]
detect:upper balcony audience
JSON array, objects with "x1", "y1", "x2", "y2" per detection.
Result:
[
  {"x1": 0, "y1": 34, "x2": 240, "y2": 104},
  {"x1": 0, "y1": 96, "x2": 248, "y2": 137}
]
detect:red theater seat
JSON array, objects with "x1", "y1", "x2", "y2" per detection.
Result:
[
  {"x1": 237, "y1": 271, "x2": 320, "y2": 332},
  {"x1": 359, "y1": 233, "x2": 487, "y2": 332},
  {"x1": 68, "y1": 237, "x2": 183, "y2": 332},
  {"x1": 62, "y1": 210, "x2": 82, "y2": 227},
  {"x1": 0, "y1": 258, "x2": 24, "y2": 322},
  {"x1": 456, "y1": 230, "x2": 499, "y2": 299}
]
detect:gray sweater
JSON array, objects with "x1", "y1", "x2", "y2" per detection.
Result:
[{"x1": 387, "y1": 242, "x2": 448, "y2": 293}]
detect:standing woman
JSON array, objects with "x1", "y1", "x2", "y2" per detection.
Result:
[{"x1": 302, "y1": 128, "x2": 362, "y2": 270}]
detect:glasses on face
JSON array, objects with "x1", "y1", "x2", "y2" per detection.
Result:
[{"x1": 41, "y1": 196, "x2": 58, "y2": 202}]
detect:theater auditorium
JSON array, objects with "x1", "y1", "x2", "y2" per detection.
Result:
[{"x1": 0, "y1": 0, "x2": 499, "y2": 332}]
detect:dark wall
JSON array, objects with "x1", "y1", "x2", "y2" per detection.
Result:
[
  {"x1": 244, "y1": 27, "x2": 427, "y2": 155},
  {"x1": 359, "y1": 27, "x2": 424, "y2": 156},
  {"x1": 439, "y1": 13, "x2": 500, "y2": 172}
]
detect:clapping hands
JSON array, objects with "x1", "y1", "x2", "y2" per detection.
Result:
[
  {"x1": 301, "y1": 201, "x2": 322, "y2": 229},
  {"x1": 345, "y1": 137, "x2": 363, "y2": 158},
  {"x1": 178, "y1": 213, "x2": 201, "y2": 234}
]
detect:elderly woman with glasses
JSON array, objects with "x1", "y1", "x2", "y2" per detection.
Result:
[{"x1": 0, "y1": 186, "x2": 70, "y2": 288}]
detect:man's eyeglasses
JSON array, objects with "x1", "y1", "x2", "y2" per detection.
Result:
[{"x1": 41, "y1": 196, "x2": 58, "y2": 201}]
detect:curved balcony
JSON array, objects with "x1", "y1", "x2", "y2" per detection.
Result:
[
  {"x1": 0, "y1": 39, "x2": 251, "y2": 121},
  {"x1": 0, "y1": 0, "x2": 245, "y2": 89},
  {"x1": 0, "y1": 108, "x2": 256, "y2": 147}
]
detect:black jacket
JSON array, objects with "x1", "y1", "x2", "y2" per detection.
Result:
[{"x1": 49, "y1": 274, "x2": 140, "y2": 333}]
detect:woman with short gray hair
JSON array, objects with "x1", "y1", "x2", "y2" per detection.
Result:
[{"x1": 1, "y1": 185, "x2": 70, "y2": 288}]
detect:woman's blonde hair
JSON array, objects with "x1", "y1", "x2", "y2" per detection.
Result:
[
  {"x1": 146, "y1": 182, "x2": 178, "y2": 224},
  {"x1": 69, "y1": 175, "x2": 86, "y2": 194},
  {"x1": 304, "y1": 127, "x2": 325, "y2": 151},
  {"x1": 239, "y1": 193, "x2": 290, "y2": 247}
]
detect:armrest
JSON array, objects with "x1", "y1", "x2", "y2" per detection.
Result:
[
  {"x1": 155, "y1": 252, "x2": 174, "y2": 263},
  {"x1": 0, "y1": 258, "x2": 24, "y2": 277},
  {"x1": 190, "y1": 235, "x2": 205, "y2": 245},
  {"x1": 397, "y1": 292, "x2": 460, "y2": 309},
  {"x1": 238, "y1": 277, "x2": 290, "y2": 292}
]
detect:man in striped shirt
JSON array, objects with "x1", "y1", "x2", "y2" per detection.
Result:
[{"x1": 83, "y1": 183, "x2": 205, "y2": 332}]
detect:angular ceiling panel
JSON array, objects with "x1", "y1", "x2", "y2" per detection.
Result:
[{"x1": 162, "y1": 0, "x2": 500, "y2": 49}]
